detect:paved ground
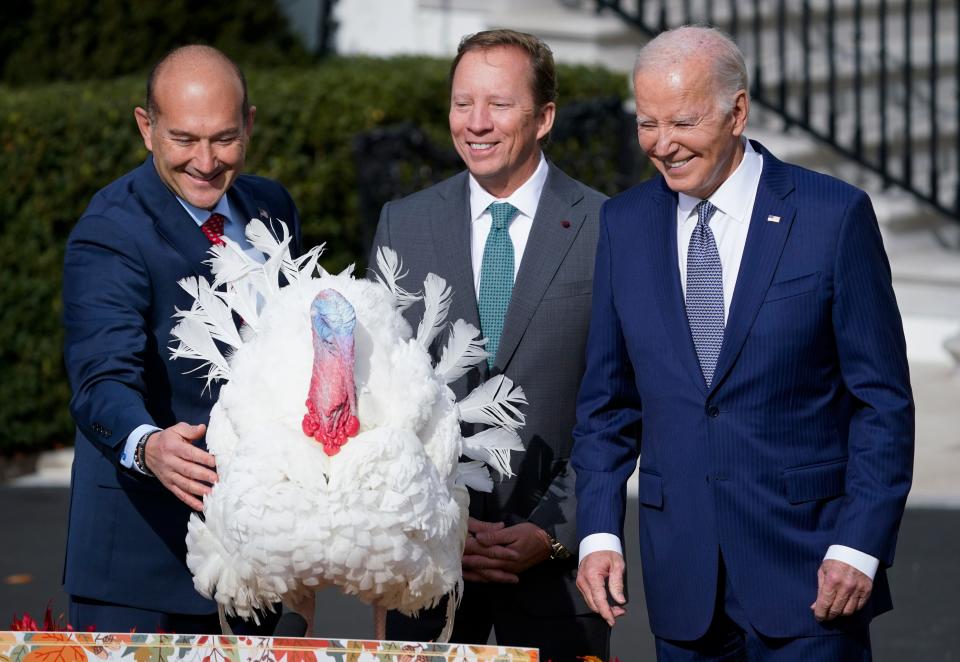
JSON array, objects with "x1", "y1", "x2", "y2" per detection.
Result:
[{"x1": 1, "y1": 487, "x2": 957, "y2": 660}]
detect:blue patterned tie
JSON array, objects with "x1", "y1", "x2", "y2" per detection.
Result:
[
  {"x1": 686, "y1": 200, "x2": 724, "y2": 387},
  {"x1": 478, "y1": 202, "x2": 519, "y2": 368}
]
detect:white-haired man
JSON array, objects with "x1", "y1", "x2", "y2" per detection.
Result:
[{"x1": 573, "y1": 26, "x2": 913, "y2": 660}]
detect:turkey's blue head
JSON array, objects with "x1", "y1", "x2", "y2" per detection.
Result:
[{"x1": 301, "y1": 289, "x2": 360, "y2": 456}]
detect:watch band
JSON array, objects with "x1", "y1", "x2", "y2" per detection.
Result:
[
  {"x1": 548, "y1": 535, "x2": 572, "y2": 560},
  {"x1": 134, "y1": 431, "x2": 155, "y2": 477}
]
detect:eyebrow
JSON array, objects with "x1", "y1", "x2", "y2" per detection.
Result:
[{"x1": 166, "y1": 128, "x2": 241, "y2": 139}]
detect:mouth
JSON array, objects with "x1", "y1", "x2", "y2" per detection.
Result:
[
  {"x1": 467, "y1": 142, "x2": 497, "y2": 152},
  {"x1": 663, "y1": 156, "x2": 692, "y2": 170},
  {"x1": 186, "y1": 169, "x2": 225, "y2": 185}
]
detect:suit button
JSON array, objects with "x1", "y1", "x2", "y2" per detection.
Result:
[{"x1": 706, "y1": 405, "x2": 720, "y2": 417}]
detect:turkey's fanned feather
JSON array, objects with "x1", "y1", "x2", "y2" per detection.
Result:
[
  {"x1": 457, "y1": 376, "x2": 527, "y2": 429},
  {"x1": 416, "y1": 273, "x2": 452, "y2": 349},
  {"x1": 461, "y1": 427, "x2": 524, "y2": 479},
  {"x1": 373, "y1": 247, "x2": 420, "y2": 312},
  {"x1": 435, "y1": 320, "x2": 488, "y2": 384}
]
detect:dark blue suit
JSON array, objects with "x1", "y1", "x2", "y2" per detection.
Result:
[
  {"x1": 572, "y1": 143, "x2": 914, "y2": 642},
  {"x1": 62, "y1": 157, "x2": 300, "y2": 620}
]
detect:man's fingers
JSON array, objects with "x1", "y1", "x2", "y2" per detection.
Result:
[
  {"x1": 475, "y1": 528, "x2": 511, "y2": 547},
  {"x1": 172, "y1": 422, "x2": 207, "y2": 441},
  {"x1": 607, "y1": 570, "x2": 627, "y2": 605},
  {"x1": 588, "y1": 576, "x2": 616, "y2": 627},
  {"x1": 811, "y1": 560, "x2": 873, "y2": 621},
  {"x1": 170, "y1": 484, "x2": 204, "y2": 511},
  {"x1": 468, "y1": 518, "x2": 505, "y2": 534}
]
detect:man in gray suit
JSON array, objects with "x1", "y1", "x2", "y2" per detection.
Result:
[{"x1": 369, "y1": 29, "x2": 609, "y2": 660}]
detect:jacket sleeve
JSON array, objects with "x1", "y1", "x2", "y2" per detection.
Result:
[
  {"x1": 570, "y1": 203, "x2": 643, "y2": 545},
  {"x1": 830, "y1": 191, "x2": 915, "y2": 567},
  {"x1": 63, "y1": 213, "x2": 156, "y2": 459}
]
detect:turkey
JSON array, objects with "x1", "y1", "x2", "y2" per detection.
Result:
[{"x1": 168, "y1": 219, "x2": 526, "y2": 639}]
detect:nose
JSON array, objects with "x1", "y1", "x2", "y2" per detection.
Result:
[
  {"x1": 466, "y1": 104, "x2": 493, "y2": 134},
  {"x1": 193, "y1": 140, "x2": 217, "y2": 173},
  {"x1": 652, "y1": 125, "x2": 676, "y2": 157}
]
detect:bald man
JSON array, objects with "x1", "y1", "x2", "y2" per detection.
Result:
[{"x1": 63, "y1": 45, "x2": 301, "y2": 633}]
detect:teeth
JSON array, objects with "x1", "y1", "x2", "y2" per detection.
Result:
[
  {"x1": 469, "y1": 143, "x2": 494, "y2": 150},
  {"x1": 666, "y1": 158, "x2": 691, "y2": 168}
]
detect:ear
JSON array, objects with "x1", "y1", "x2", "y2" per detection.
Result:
[
  {"x1": 730, "y1": 90, "x2": 750, "y2": 137},
  {"x1": 535, "y1": 101, "x2": 556, "y2": 142},
  {"x1": 134, "y1": 107, "x2": 154, "y2": 152},
  {"x1": 244, "y1": 106, "x2": 257, "y2": 139}
]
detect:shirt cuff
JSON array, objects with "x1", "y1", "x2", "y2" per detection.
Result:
[
  {"x1": 824, "y1": 545, "x2": 879, "y2": 580},
  {"x1": 578, "y1": 533, "x2": 623, "y2": 565},
  {"x1": 121, "y1": 424, "x2": 160, "y2": 472}
]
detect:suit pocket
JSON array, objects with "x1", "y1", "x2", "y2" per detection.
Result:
[
  {"x1": 764, "y1": 271, "x2": 821, "y2": 302},
  {"x1": 542, "y1": 278, "x2": 593, "y2": 300},
  {"x1": 638, "y1": 470, "x2": 664, "y2": 509},
  {"x1": 782, "y1": 457, "x2": 847, "y2": 504}
]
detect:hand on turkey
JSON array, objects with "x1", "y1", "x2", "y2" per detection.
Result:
[{"x1": 144, "y1": 422, "x2": 217, "y2": 510}]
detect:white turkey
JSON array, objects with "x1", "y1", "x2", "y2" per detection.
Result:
[{"x1": 168, "y1": 219, "x2": 526, "y2": 639}]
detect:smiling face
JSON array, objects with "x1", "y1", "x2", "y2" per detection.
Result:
[
  {"x1": 449, "y1": 45, "x2": 555, "y2": 198},
  {"x1": 135, "y1": 56, "x2": 255, "y2": 210},
  {"x1": 634, "y1": 57, "x2": 748, "y2": 200}
]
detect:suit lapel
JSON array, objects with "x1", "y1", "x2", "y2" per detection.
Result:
[
  {"x1": 648, "y1": 180, "x2": 709, "y2": 395},
  {"x1": 711, "y1": 144, "x2": 796, "y2": 391},
  {"x1": 135, "y1": 158, "x2": 214, "y2": 280},
  {"x1": 430, "y1": 173, "x2": 480, "y2": 332},
  {"x1": 494, "y1": 164, "x2": 584, "y2": 372}
]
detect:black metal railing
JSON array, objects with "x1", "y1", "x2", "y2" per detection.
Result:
[{"x1": 596, "y1": 0, "x2": 960, "y2": 222}]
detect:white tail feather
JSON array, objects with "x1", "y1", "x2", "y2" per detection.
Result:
[
  {"x1": 461, "y1": 427, "x2": 523, "y2": 479},
  {"x1": 374, "y1": 247, "x2": 420, "y2": 311},
  {"x1": 455, "y1": 460, "x2": 494, "y2": 492},
  {"x1": 457, "y1": 376, "x2": 527, "y2": 430},
  {"x1": 169, "y1": 316, "x2": 231, "y2": 386},
  {"x1": 434, "y1": 320, "x2": 488, "y2": 383},
  {"x1": 416, "y1": 273, "x2": 452, "y2": 349},
  {"x1": 193, "y1": 278, "x2": 244, "y2": 349}
]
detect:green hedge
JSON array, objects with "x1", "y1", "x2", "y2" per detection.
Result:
[{"x1": 0, "y1": 56, "x2": 631, "y2": 453}]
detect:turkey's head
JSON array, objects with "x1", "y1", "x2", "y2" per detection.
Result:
[{"x1": 301, "y1": 289, "x2": 360, "y2": 456}]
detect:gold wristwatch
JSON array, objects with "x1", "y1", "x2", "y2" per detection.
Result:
[{"x1": 548, "y1": 535, "x2": 572, "y2": 560}]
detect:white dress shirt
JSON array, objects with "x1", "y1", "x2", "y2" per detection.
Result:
[
  {"x1": 578, "y1": 138, "x2": 879, "y2": 580},
  {"x1": 120, "y1": 195, "x2": 263, "y2": 473},
  {"x1": 468, "y1": 153, "x2": 548, "y2": 297}
]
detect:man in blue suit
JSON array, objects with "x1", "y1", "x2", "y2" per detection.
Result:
[
  {"x1": 572, "y1": 27, "x2": 913, "y2": 659},
  {"x1": 62, "y1": 45, "x2": 300, "y2": 633}
]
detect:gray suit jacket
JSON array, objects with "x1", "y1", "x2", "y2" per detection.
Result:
[{"x1": 370, "y1": 161, "x2": 605, "y2": 615}]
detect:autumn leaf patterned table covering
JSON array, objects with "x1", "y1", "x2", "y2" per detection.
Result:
[{"x1": 0, "y1": 632, "x2": 538, "y2": 662}]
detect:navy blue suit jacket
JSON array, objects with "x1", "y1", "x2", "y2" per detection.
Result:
[
  {"x1": 62, "y1": 157, "x2": 301, "y2": 614},
  {"x1": 571, "y1": 143, "x2": 914, "y2": 639}
]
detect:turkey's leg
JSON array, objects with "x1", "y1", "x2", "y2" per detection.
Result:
[{"x1": 373, "y1": 604, "x2": 386, "y2": 640}]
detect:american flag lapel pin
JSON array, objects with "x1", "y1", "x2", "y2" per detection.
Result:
[{"x1": 767, "y1": 214, "x2": 781, "y2": 223}]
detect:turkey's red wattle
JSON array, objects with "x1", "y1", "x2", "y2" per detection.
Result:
[{"x1": 301, "y1": 290, "x2": 359, "y2": 456}]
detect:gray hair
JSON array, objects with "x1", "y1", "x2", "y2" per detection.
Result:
[{"x1": 633, "y1": 25, "x2": 749, "y2": 113}]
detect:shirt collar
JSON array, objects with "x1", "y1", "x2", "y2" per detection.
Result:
[
  {"x1": 468, "y1": 152, "x2": 549, "y2": 222},
  {"x1": 677, "y1": 137, "x2": 762, "y2": 224},
  {"x1": 177, "y1": 194, "x2": 236, "y2": 228}
]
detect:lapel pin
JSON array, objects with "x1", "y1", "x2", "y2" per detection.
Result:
[
  {"x1": 560, "y1": 220, "x2": 571, "y2": 228},
  {"x1": 259, "y1": 208, "x2": 270, "y2": 219},
  {"x1": 767, "y1": 214, "x2": 781, "y2": 223}
]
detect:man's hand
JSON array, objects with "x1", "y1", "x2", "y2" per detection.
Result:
[
  {"x1": 462, "y1": 518, "x2": 520, "y2": 583},
  {"x1": 576, "y1": 550, "x2": 627, "y2": 627},
  {"x1": 473, "y1": 521, "x2": 553, "y2": 575},
  {"x1": 810, "y1": 558, "x2": 873, "y2": 621},
  {"x1": 144, "y1": 422, "x2": 217, "y2": 511}
]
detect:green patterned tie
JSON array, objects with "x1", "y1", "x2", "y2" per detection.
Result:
[{"x1": 478, "y1": 202, "x2": 519, "y2": 368}]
